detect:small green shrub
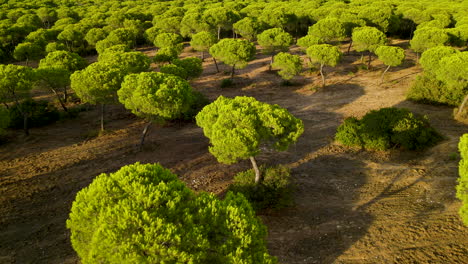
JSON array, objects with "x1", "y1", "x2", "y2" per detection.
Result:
[
  {"x1": 335, "y1": 108, "x2": 442, "y2": 151},
  {"x1": 407, "y1": 74, "x2": 465, "y2": 106},
  {"x1": 8, "y1": 99, "x2": 60, "y2": 129},
  {"x1": 160, "y1": 64, "x2": 188, "y2": 79},
  {"x1": 229, "y1": 165, "x2": 293, "y2": 210},
  {"x1": 67, "y1": 162, "x2": 277, "y2": 263},
  {"x1": 181, "y1": 90, "x2": 210, "y2": 121},
  {"x1": 220, "y1": 78, "x2": 233, "y2": 88},
  {"x1": 457, "y1": 134, "x2": 468, "y2": 226}
]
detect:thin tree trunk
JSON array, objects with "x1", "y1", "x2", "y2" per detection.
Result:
[
  {"x1": 380, "y1": 65, "x2": 391, "y2": 84},
  {"x1": 100, "y1": 104, "x2": 105, "y2": 132},
  {"x1": 360, "y1": 53, "x2": 364, "y2": 64},
  {"x1": 319, "y1": 63, "x2": 325, "y2": 88},
  {"x1": 457, "y1": 94, "x2": 468, "y2": 116},
  {"x1": 51, "y1": 88, "x2": 68, "y2": 112},
  {"x1": 269, "y1": 54, "x2": 274, "y2": 71},
  {"x1": 416, "y1": 52, "x2": 419, "y2": 64},
  {"x1": 23, "y1": 114, "x2": 29, "y2": 136},
  {"x1": 347, "y1": 40, "x2": 353, "y2": 54},
  {"x1": 213, "y1": 57, "x2": 219, "y2": 73},
  {"x1": 231, "y1": 64, "x2": 235, "y2": 79},
  {"x1": 201, "y1": 51, "x2": 204, "y2": 61},
  {"x1": 250, "y1": 156, "x2": 261, "y2": 184},
  {"x1": 217, "y1": 26, "x2": 221, "y2": 40},
  {"x1": 25, "y1": 58, "x2": 29, "y2": 67},
  {"x1": 63, "y1": 86, "x2": 68, "y2": 102},
  {"x1": 139, "y1": 121, "x2": 152, "y2": 150},
  {"x1": 367, "y1": 53, "x2": 372, "y2": 69}
]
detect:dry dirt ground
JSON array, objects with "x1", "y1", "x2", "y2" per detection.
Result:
[{"x1": 1, "y1": 40, "x2": 467, "y2": 263}]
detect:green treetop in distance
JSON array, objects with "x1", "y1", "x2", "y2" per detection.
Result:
[
  {"x1": 233, "y1": 17, "x2": 262, "y2": 41},
  {"x1": 98, "y1": 51, "x2": 151, "y2": 74},
  {"x1": 190, "y1": 31, "x2": 217, "y2": 61},
  {"x1": 172, "y1": 57, "x2": 203, "y2": 80},
  {"x1": 118, "y1": 72, "x2": 194, "y2": 148},
  {"x1": 457, "y1": 134, "x2": 468, "y2": 226},
  {"x1": 0, "y1": 64, "x2": 35, "y2": 135},
  {"x1": 375, "y1": 46, "x2": 405, "y2": 84},
  {"x1": 308, "y1": 17, "x2": 346, "y2": 43},
  {"x1": 13, "y1": 42, "x2": 44, "y2": 66},
  {"x1": 257, "y1": 28, "x2": 293, "y2": 69},
  {"x1": 196, "y1": 96, "x2": 304, "y2": 183},
  {"x1": 306, "y1": 44, "x2": 342, "y2": 88},
  {"x1": 67, "y1": 162, "x2": 277, "y2": 264},
  {"x1": 209, "y1": 38, "x2": 256, "y2": 78},
  {"x1": 70, "y1": 62, "x2": 126, "y2": 131},
  {"x1": 272, "y1": 52, "x2": 303, "y2": 81},
  {"x1": 84, "y1": 28, "x2": 107, "y2": 47},
  {"x1": 39, "y1": 50, "x2": 87, "y2": 73},
  {"x1": 296, "y1": 35, "x2": 324, "y2": 50},
  {"x1": 410, "y1": 27, "x2": 449, "y2": 57},
  {"x1": 351, "y1": 26, "x2": 387, "y2": 69},
  {"x1": 204, "y1": 7, "x2": 239, "y2": 40},
  {"x1": 420, "y1": 46, "x2": 460, "y2": 76},
  {"x1": 153, "y1": 32, "x2": 183, "y2": 49}
]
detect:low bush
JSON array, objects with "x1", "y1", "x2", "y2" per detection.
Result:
[
  {"x1": 229, "y1": 165, "x2": 293, "y2": 210},
  {"x1": 457, "y1": 134, "x2": 468, "y2": 226},
  {"x1": 67, "y1": 162, "x2": 277, "y2": 263},
  {"x1": 8, "y1": 99, "x2": 60, "y2": 129},
  {"x1": 181, "y1": 90, "x2": 210, "y2": 121},
  {"x1": 335, "y1": 107, "x2": 442, "y2": 151},
  {"x1": 220, "y1": 78, "x2": 233, "y2": 88},
  {"x1": 406, "y1": 74, "x2": 465, "y2": 106}
]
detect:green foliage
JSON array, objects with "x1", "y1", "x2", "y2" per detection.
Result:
[
  {"x1": 70, "y1": 62, "x2": 125, "y2": 105},
  {"x1": 196, "y1": 96, "x2": 304, "y2": 164},
  {"x1": 67, "y1": 162, "x2": 277, "y2": 264},
  {"x1": 180, "y1": 10, "x2": 211, "y2": 38},
  {"x1": 160, "y1": 64, "x2": 188, "y2": 79},
  {"x1": 220, "y1": 78, "x2": 234, "y2": 88},
  {"x1": 272, "y1": 52, "x2": 302, "y2": 80},
  {"x1": 406, "y1": 73, "x2": 463, "y2": 106},
  {"x1": 153, "y1": 32, "x2": 183, "y2": 49},
  {"x1": 435, "y1": 52, "x2": 468, "y2": 91},
  {"x1": 308, "y1": 18, "x2": 346, "y2": 43},
  {"x1": 13, "y1": 42, "x2": 44, "y2": 62},
  {"x1": 209, "y1": 38, "x2": 256, "y2": 69},
  {"x1": 335, "y1": 107, "x2": 442, "y2": 151},
  {"x1": 153, "y1": 46, "x2": 181, "y2": 64},
  {"x1": 229, "y1": 165, "x2": 292, "y2": 210},
  {"x1": 375, "y1": 46, "x2": 405, "y2": 67},
  {"x1": 85, "y1": 28, "x2": 107, "y2": 47},
  {"x1": 296, "y1": 35, "x2": 324, "y2": 50},
  {"x1": 0, "y1": 64, "x2": 34, "y2": 105},
  {"x1": 39, "y1": 50, "x2": 87, "y2": 73},
  {"x1": 98, "y1": 51, "x2": 151, "y2": 74},
  {"x1": 457, "y1": 134, "x2": 468, "y2": 226},
  {"x1": 118, "y1": 72, "x2": 194, "y2": 120},
  {"x1": 410, "y1": 27, "x2": 449, "y2": 53},
  {"x1": 257, "y1": 28, "x2": 293, "y2": 55},
  {"x1": 352, "y1": 26, "x2": 387, "y2": 52},
  {"x1": 8, "y1": 99, "x2": 59, "y2": 129},
  {"x1": 204, "y1": 7, "x2": 239, "y2": 38},
  {"x1": 420, "y1": 46, "x2": 460, "y2": 76},
  {"x1": 357, "y1": 4, "x2": 397, "y2": 33},
  {"x1": 144, "y1": 26, "x2": 161, "y2": 44},
  {"x1": 190, "y1": 31, "x2": 217, "y2": 52},
  {"x1": 172, "y1": 57, "x2": 203, "y2": 79},
  {"x1": 233, "y1": 17, "x2": 262, "y2": 41},
  {"x1": 306, "y1": 44, "x2": 342, "y2": 67},
  {"x1": 45, "y1": 42, "x2": 67, "y2": 53}
]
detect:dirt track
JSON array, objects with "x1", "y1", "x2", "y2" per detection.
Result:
[{"x1": 1, "y1": 41, "x2": 467, "y2": 263}]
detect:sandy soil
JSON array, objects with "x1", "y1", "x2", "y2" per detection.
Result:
[{"x1": 1, "y1": 40, "x2": 467, "y2": 264}]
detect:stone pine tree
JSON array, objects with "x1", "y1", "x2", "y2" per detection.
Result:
[
  {"x1": 419, "y1": 46, "x2": 459, "y2": 76},
  {"x1": 296, "y1": 35, "x2": 323, "y2": 50},
  {"x1": 67, "y1": 162, "x2": 277, "y2": 264},
  {"x1": 307, "y1": 17, "x2": 346, "y2": 43},
  {"x1": 257, "y1": 28, "x2": 293, "y2": 70},
  {"x1": 351, "y1": 26, "x2": 387, "y2": 69},
  {"x1": 271, "y1": 52, "x2": 303, "y2": 82},
  {"x1": 0, "y1": 64, "x2": 35, "y2": 135},
  {"x1": 118, "y1": 72, "x2": 194, "y2": 149},
  {"x1": 209, "y1": 39, "x2": 256, "y2": 78},
  {"x1": 13, "y1": 42, "x2": 44, "y2": 65},
  {"x1": 204, "y1": 7, "x2": 239, "y2": 40},
  {"x1": 196, "y1": 96, "x2": 304, "y2": 183},
  {"x1": 70, "y1": 62, "x2": 125, "y2": 131},
  {"x1": 375, "y1": 46, "x2": 405, "y2": 84},
  {"x1": 410, "y1": 27, "x2": 449, "y2": 61},
  {"x1": 457, "y1": 134, "x2": 468, "y2": 226},
  {"x1": 190, "y1": 31, "x2": 217, "y2": 68},
  {"x1": 233, "y1": 17, "x2": 262, "y2": 41},
  {"x1": 306, "y1": 44, "x2": 342, "y2": 88}
]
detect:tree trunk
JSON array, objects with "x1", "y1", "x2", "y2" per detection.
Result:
[
  {"x1": 250, "y1": 156, "x2": 261, "y2": 184},
  {"x1": 367, "y1": 53, "x2": 372, "y2": 69},
  {"x1": 347, "y1": 40, "x2": 353, "y2": 54},
  {"x1": 231, "y1": 64, "x2": 235, "y2": 79},
  {"x1": 360, "y1": 53, "x2": 364, "y2": 64},
  {"x1": 51, "y1": 88, "x2": 68, "y2": 112},
  {"x1": 201, "y1": 51, "x2": 205, "y2": 61},
  {"x1": 23, "y1": 113, "x2": 29, "y2": 136},
  {"x1": 319, "y1": 63, "x2": 325, "y2": 88},
  {"x1": 380, "y1": 65, "x2": 391, "y2": 84},
  {"x1": 416, "y1": 52, "x2": 419, "y2": 64},
  {"x1": 217, "y1": 26, "x2": 221, "y2": 40},
  {"x1": 139, "y1": 121, "x2": 152, "y2": 151},
  {"x1": 457, "y1": 94, "x2": 468, "y2": 116},
  {"x1": 25, "y1": 58, "x2": 29, "y2": 67},
  {"x1": 213, "y1": 57, "x2": 219, "y2": 73},
  {"x1": 269, "y1": 54, "x2": 274, "y2": 71},
  {"x1": 63, "y1": 86, "x2": 68, "y2": 102},
  {"x1": 100, "y1": 104, "x2": 105, "y2": 132}
]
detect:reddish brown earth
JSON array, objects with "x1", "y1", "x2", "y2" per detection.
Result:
[{"x1": 1, "y1": 40, "x2": 467, "y2": 263}]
